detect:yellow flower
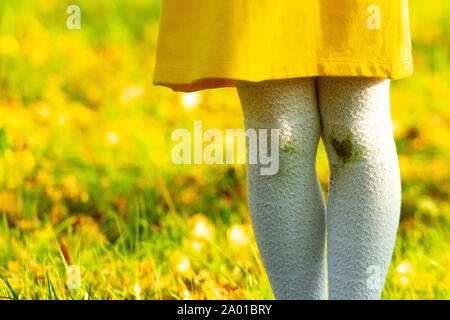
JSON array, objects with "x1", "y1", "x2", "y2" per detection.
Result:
[
  {"x1": 231, "y1": 266, "x2": 244, "y2": 283},
  {"x1": 182, "y1": 289, "x2": 190, "y2": 300},
  {"x1": 227, "y1": 224, "x2": 251, "y2": 248},
  {"x1": 394, "y1": 260, "x2": 414, "y2": 287},
  {"x1": 62, "y1": 175, "x2": 80, "y2": 200},
  {"x1": 50, "y1": 202, "x2": 68, "y2": 224},
  {"x1": 80, "y1": 191, "x2": 90, "y2": 203},
  {"x1": 177, "y1": 256, "x2": 190, "y2": 273},
  {"x1": 171, "y1": 252, "x2": 193, "y2": 278},
  {"x1": 181, "y1": 92, "x2": 201, "y2": 110},
  {"x1": 0, "y1": 191, "x2": 20, "y2": 216},
  {"x1": 106, "y1": 132, "x2": 119, "y2": 144},
  {"x1": 8, "y1": 261, "x2": 22, "y2": 273},
  {"x1": 180, "y1": 187, "x2": 197, "y2": 205},
  {"x1": 188, "y1": 214, "x2": 215, "y2": 241},
  {"x1": 134, "y1": 283, "x2": 141, "y2": 300},
  {"x1": 190, "y1": 240, "x2": 203, "y2": 252},
  {"x1": 211, "y1": 286, "x2": 228, "y2": 299},
  {"x1": 31, "y1": 101, "x2": 52, "y2": 122},
  {"x1": 417, "y1": 197, "x2": 439, "y2": 217},
  {"x1": 396, "y1": 261, "x2": 414, "y2": 275}
]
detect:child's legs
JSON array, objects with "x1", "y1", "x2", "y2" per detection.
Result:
[
  {"x1": 317, "y1": 77, "x2": 401, "y2": 299},
  {"x1": 236, "y1": 78, "x2": 327, "y2": 300}
]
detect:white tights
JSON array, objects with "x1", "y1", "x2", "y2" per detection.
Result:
[{"x1": 236, "y1": 77, "x2": 401, "y2": 300}]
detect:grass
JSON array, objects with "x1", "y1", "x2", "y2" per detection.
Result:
[{"x1": 0, "y1": 0, "x2": 449, "y2": 299}]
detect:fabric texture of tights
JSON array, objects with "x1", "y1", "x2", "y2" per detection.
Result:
[{"x1": 235, "y1": 77, "x2": 401, "y2": 300}]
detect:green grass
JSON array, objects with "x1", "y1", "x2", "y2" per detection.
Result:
[{"x1": 0, "y1": 0, "x2": 449, "y2": 299}]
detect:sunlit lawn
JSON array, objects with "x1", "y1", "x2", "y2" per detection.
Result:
[{"x1": 0, "y1": 0, "x2": 449, "y2": 299}]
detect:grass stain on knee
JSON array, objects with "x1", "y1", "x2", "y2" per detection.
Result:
[
  {"x1": 280, "y1": 145, "x2": 297, "y2": 154},
  {"x1": 329, "y1": 132, "x2": 363, "y2": 163}
]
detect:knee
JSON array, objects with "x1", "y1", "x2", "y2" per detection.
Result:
[
  {"x1": 324, "y1": 121, "x2": 397, "y2": 166},
  {"x1": 324, "y1": 124, "x2": 373, "y2": 165},
  {"x1": 277, "y1": 119, "x2": 321, "y2": 159}
]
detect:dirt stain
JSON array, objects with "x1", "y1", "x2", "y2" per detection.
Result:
[
  {"x1": 329, "y1": 132, "x2": 363, "y2": 163},
  {"x1": 280, "y1": 145, "x2": 297, "y2": 154}
]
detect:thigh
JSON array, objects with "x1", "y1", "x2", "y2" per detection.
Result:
[
  {"x1": 235, "y1": 77, "x2": 318, "y2": 128},
  {"x1": 316, "y1": 77, "x2": 393, "y2": 163},
  {"x1": 236, "y1": 77, "x2": 321, "y2": 160},
  {"x1": 316, "y1": 77, "x2": 390, "y2": 121}
]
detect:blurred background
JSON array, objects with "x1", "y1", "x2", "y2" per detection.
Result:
[{"x1": 0, "y1": 0, "x2": 449, "y2": 299}]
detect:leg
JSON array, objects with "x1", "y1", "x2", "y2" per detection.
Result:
[
  {"x1": 236, "y1": 78, "x2": 327, "y2": 300},
  {"x1": 317, "y1": 77, "x2": 401, "y2": 299}
]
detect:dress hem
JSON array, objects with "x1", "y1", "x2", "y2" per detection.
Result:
[{"x1": 153, "y1": 59, "x2": 413, "y2": 92}]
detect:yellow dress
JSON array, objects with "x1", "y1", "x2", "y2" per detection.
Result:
[{"x1": 153, "y1": 0, "x2": 412, "y2": 92}]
